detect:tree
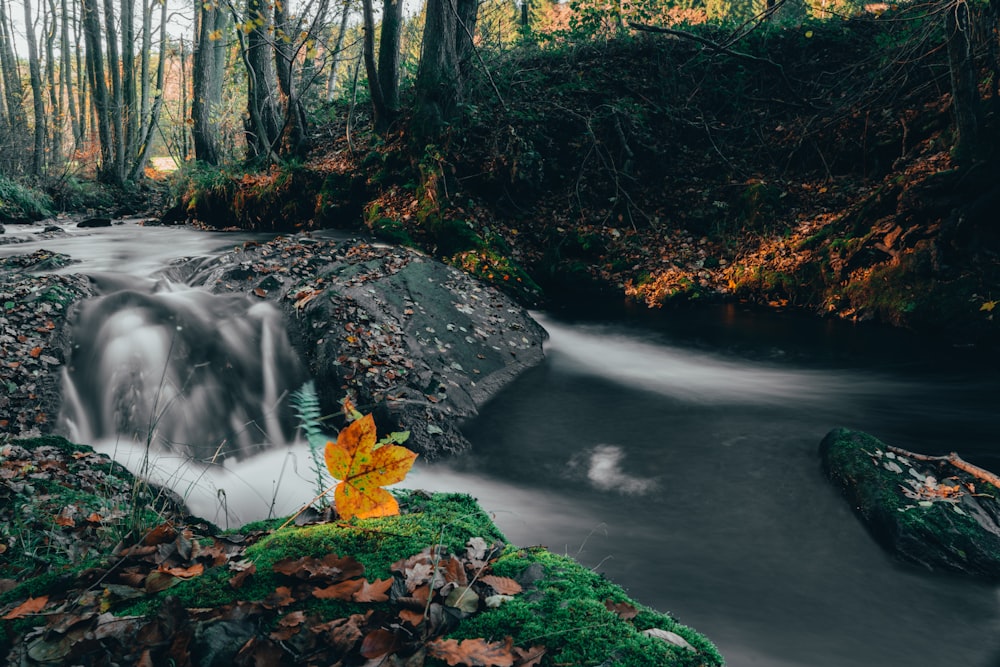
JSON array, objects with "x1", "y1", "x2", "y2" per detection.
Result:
[
  {"x1": 193, "y1": 0, "x2": 227, "y2": 164},
  {"x1": 415, "y1": 0, "x2": 481, "y2": 137},
  {"x1": 23, "y1": 0, "x2": 47, "y2": 176},
  {"x1": 945, "y1": 0, "x2": 981, "y2": 164}
]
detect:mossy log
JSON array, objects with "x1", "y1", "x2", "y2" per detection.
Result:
[{"x1": 820, "y1": 428, "x2": 1000, "y2": 579}]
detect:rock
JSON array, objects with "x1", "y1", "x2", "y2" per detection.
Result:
[
  {"x1": 178, "y1": 235, "x2": 546, "y2": 458},
  {"x1": 0, "y1": 224, "x2": 5, "y2": 234},
  {"x1": 41, "y1": 225, "x2": 62, "y2": 234},
  {"x1": 78, "y1": 216, "x2": 112, "y2": 228},
  {"x1": 820, "y1": 428, "x2": 1000, "y2": 579}
]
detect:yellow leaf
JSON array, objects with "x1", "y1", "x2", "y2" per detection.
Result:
[
  {"x1": 805, "y1": 30, "x2": 813, "y2": 38},
  {"x1": 324, "y1": 414, "x2": 417, "y2": 520},
  {"x1": 208, "y1": 29, "x2": 223, "y2": 41},
  {"x1": 981, "y1": 300, "x2": 997, "y2": 312}
]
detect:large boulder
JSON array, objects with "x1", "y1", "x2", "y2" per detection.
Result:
[
  {"x1": 820, "y1": 428, "x2": 1000, "y2": 579},
  {"x1": 178, "y1": 235, "x2": 546, "y2": 458}
]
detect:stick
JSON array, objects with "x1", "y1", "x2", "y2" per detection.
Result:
[{"x1": 887, "y1": 445, "x2": 1000, "y2": 489}]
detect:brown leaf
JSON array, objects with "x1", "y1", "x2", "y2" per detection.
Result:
[
  {"x1": 2, "y1": 595, "x2": 48, "y2": 620},
  {"x1": 54, "y1": 513, "x2": 75, "y2": 527},
  {"x1": 142, "y1": 523, "x2": 177, "y2": 546},
  {"x1": 158, "y1": 563, "x2": 204, "y2": 580},
  {"x1": 480, "y1": 575, "x2": 522, "y2": 596},
  {"x1": 398, "y1": 608, "x2": 424, "y2": 627},
  {"x1": 313, "y1": 613, "x2": 366, "y2": 653},
  {"x1": 29, "y1": 346, "x2": 42, "y2": 358},
  {"x1": 262, "y1": 586, "x2": 296, "y2": 609},
  {"x1": 513, "y1": 645, "x2": 546, "y2": 667},
  {"x1": 229, "y1": 562, "x2": 257, "y2": 589},
  {"x1": 253, "y1": 287, "x2": 267, "y2": 298},
  {"x1": 426, "y1": 637, "x2": 514, "y2": 667},
  {"x1": 604, "y1": 599, "x2": 638, "y2": 620},
  {"x1": 273, "y1": 553, "x2": 365, "y2": 582},
  {"x1": 360, "y1": 628, "x2": 400, "y2": 659},
  {"x1": 270, "y1": 611, "x2": 307, "y2": 641},
  {"x1": 312, "y1": 578, "x2": 363, "y2": 601},
  {"x1": 144, "y1": 571, "x2": 179, "y2": 594}
]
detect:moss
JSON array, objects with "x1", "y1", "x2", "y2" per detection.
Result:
[{"x1": 450, "y1": 546, "x2": 723, "y2": 666}]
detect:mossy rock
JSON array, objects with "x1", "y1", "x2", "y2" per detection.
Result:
[{"x1": 820, "y1": 428, "x2": 1000, "y2": 579}]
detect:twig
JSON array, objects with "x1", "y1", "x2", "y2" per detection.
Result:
[{"x1": 887, "y1": 445, "x2": 1000, "y2": 489}]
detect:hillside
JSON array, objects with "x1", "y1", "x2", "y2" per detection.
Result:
[{"x1": 171, "y1": 14, "x2": 1000, "y2": 342}]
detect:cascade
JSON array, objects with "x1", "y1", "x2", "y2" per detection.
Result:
[{"x1": 59, "y1": 275, "x2": 306, "y2": 463}]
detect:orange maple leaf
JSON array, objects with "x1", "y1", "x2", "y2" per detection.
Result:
[{"x1": 324, "y1": 414, "x2": 417, "y2": 520}]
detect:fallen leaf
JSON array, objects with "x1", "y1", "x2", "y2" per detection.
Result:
[
  {"x1": 354, "y1": 577, "x2": 393, "y2": 603},
  {"x1": 513, "y1": 645, "x2": 546, "y2": 667},
  {"x1": 157, "y1": 563, "x2": 204, "y2": 579},
  {"x1": 481, "y1": 575, "x2": 522, "y2": 595},
  {"x1": 29, "y1": 346, "x2": 42, "y2": 358},
  {"x1": 427, "y1": 637, "x2": 514, "y2": 667},
  {"x1": 2, "y1": 596, "x2": 48, "y2": 620},
  {"x1": 604, "y1": 599, "x2": 638, "y2": 620},
  {"x1": 272, "y1": 553, "x2": 365, "y2": 582},
  {"x1": 261, "y1": 586, "x2": 296, "y2": 609},
  {"x1": 360, "y1": 628, "x2": 400, "y2": 659},
  {"x1": 324, "y1": 413, "x2": 418, "y2": 520},
  {"x1": 253, "y1": 287, "x2": 267, "y2": 298},
  {"x1": 312, "y1": 579, "x2": 363, "y2": 600}
]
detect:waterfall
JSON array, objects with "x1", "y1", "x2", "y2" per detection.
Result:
[{"x1": 59, "y1": 277, "x2": 306, "y2": 463}]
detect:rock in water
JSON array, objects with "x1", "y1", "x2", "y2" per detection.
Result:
[
  {"x1": 0, "y1": 224, "x2": 5, "y2": 234},
  {"x1": 820, "y1": 427, "x2": 1000, "y2": 579},
  {"x1": 78, "y1": 216, "x2": 112, "y2": 228},
  {"x1": 178, "y1": 236, "x2": 546, "y2": 458}
]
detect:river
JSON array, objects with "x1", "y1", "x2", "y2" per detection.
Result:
[{"x1": 2, "y1": 219, "x2": 998, "y2": 667}]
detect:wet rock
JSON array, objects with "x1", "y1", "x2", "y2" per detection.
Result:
[
  {"x1": 41, "y1": 225, "x2": 62, "y2": 234},
  {"x1": 820, "y1": 428, "x2": 1000, "y2": 579},
  {"x1": 182, "y1": 236, "x2": 547, "y2": 458},
  {"x1": 0, "y1": 224, "x2": 5, "y2": 234},
  {"x1": 77, "y1": 216, "x2": 112, "y2": 228}
]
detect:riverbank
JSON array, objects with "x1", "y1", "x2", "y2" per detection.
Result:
[
  {"x1": 0, "y1": 436, "x2": 724, "y2": 667},
  {"x1": 164, "y1": 23, "x2": 1000, "y2": 345}
]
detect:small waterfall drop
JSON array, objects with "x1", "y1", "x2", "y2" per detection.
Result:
[{"x1": 59, "y1": 276, "x2": 306, "y2": 462}]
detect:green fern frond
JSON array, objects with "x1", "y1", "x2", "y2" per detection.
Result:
[{"x1": 291, "y1": 381, "x2": 332, "y2": 505}]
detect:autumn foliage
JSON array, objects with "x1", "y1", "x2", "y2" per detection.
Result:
[{"x1": 323, "y1": 410, "x2": 418, "y2": 520}]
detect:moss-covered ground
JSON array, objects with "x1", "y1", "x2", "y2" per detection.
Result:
[{"x1": 0, "y1": 437, "x2": 723, "y2": 666}]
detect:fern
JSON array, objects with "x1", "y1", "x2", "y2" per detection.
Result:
[{"x1": 291, "y1": 381, "x2": 332, "y2": 505}]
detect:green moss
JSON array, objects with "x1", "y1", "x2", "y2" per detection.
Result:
[{"x1": 450, "y1": 546, "x2": 723, "y2": 666}]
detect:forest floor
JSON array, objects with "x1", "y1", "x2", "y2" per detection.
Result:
[{"x1": 185, "y1": 13, "x2": 1000, "y2": 343}]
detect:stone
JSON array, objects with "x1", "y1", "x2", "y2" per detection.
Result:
[
  {"x1": 820, "y1": 428, "x2": 1000, "y2": 580},
  {"x1": 178, "y1": 235, "x2": 546, "y2": 458},
  {"x1": 0, "y1": 224, "x2": 5, "y2": 234},
  {"x1": 77, "y1": 216, "x2": 112, "y2": 228}
]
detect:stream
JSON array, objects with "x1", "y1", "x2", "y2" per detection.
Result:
[{"x1": 2, "y1": 220, "x2": 999, "y2": 667}]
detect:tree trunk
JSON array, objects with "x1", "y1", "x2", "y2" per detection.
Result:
[
  {"x1": 45, "y1": 0, "x2": 62, "y2": 168},
  {"x1": 946, "y1": 0, "x2": 981, "y2": 165},
  {"x1": 273, "y1": 0, "x2": 308, "y2": 156},
  {"x1": 359, "y1": 0, "x2": 389, "y2": 132},
  {"x1": 326, "y1": 0, "x2": 351, "y2": 101},
  {"x1": 455, "y1": 0, "x2": 478, "y2": 77},
  {"x1": 192, "y1": 0, "x2": 223, "y2": 164},
  {"x1": 121, "y1": 0, "x2": 138, "y2": 161},
  {"x1": 103, "y1": 0, "x2": 125, "y2": 181},
  {"x1": 127, "y1": 0, "x2": 167, "y2": 181},
  {"x1": 0, "y1": 0, "x2": 27, "y2": 143},
  {"x1": 377, "y1": 0, "x2": 403, "y2": 114},
  {"x1": 81, "y1": 0, "x2": 115, "y2": 182},
  {"x1": 60, "y1": 0, "x2": 81, "y2": 148},
  {"x1": 23, "y1": 0, "x2": 47, "y2": 176},
  {"x1": 414, "y1": 0, "x2": 461, "y2": 138},
  {"x1": 243, "y1": 0, "x2": 283, "y2": 161}
]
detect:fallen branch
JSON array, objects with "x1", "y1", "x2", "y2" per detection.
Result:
[{"x1": 887, "y1": 445, "x2": 1000, "y2": 490}]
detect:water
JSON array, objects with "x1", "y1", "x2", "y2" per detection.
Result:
[{"x1": 5, "y1": 221, "x2": 998, "y2": 666}]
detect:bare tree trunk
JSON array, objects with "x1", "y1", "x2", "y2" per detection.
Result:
[
  {"x1": 82, "y1": 0, "x2": 115, "y2": 182},
  {"x1": 45, "y1": 0, "x2": 62, "y2": 169},
  {"x1": 946, "y1": 0, "x2": 981, "y2": 165},
  {"x1": 242, "y1": 0, "x2": 283, "y2": 161},
  {"x1": 360, "y1": 0, "x2": 389, "y2": 131},
  {"x1": 127, "y1": 0, "x2": 167, "y2": 181},
  {"x1": 23, "y1": 0, "x2": 47, "y2": 176},
  {"x1": 192, "y1": 0, "x2": 224, "y2": 164},
  {"x1": 415, "y1": 0, "x2": 461, "y2": 138},
  {"x1": 455, "y1": 0, "x2": 478, "y2": 77},
  {"x1": 273, "y1": 0, "x2": 308, "y2": 156},
  {"x1": 121, "y1": 0, "x2": 138, "y2": 162},
  {"x1": 325, "y1": 0, "x2": 351, "y2": 101},
  {"x1": 74, "y1": 5, "x2": 87, "y2": 141},
  {"x1": 0, "y1": 0, "x2": 27, "y2": 142},
  {"x1": 377, "y1": 0, "x2": 403, "y2": 114},
  {"x1": 103, "y1": 0, "x2": 125, "y2": 181},
  {"x1": 60, "y1": 0, "x2": 81, "y2": 149}
]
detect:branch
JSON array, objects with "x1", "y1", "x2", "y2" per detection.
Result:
[{"x1": 887, "y1": 445, "x2": 1000, "y2": 490}]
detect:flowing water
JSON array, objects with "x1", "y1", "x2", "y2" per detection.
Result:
[{"x1": 3, "y1": 220, "x2": 999, "y2": 666}]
